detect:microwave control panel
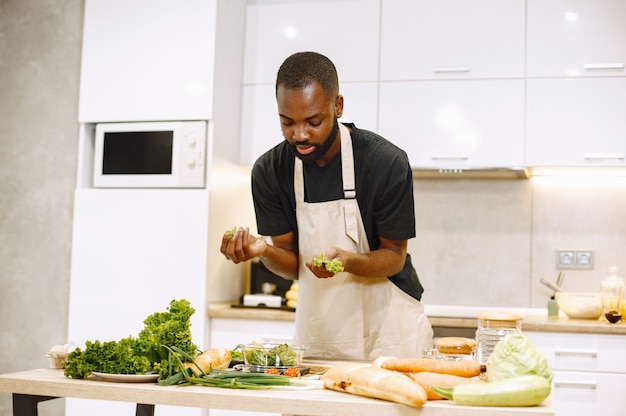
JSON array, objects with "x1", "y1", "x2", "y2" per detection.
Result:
[{"x1": 179, "y1": 121, "x2": 207, "y2": 188}]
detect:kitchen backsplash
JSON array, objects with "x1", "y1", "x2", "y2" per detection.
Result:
[{"x1": 412, "y1": 175, "x2": 626, "y2": 308}]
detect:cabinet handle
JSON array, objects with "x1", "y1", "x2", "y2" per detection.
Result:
[
  {"x1": 583, "y1": 63, "x2": 624, "y2": 70},
  {"x1": 554, "y1": 380, "x2": 597, "y2": 390},
  {"x1": 430, "y1": 154, "x2": 469, "y2": 161},
  {"x1": 432, "y1": 66, "x2": 471, "y2": 73},
  {"x1": 583, "y1": 153, "x2": 625, "y2": 161},
  {"x1": 554, "y1": 349, "x2": 598, "y2": 358}
]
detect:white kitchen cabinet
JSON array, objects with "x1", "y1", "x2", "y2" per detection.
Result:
[
  {"x1": 68, "y1": 189, "x2": 211, "y2": 416},
  {"x1": 380, "y1": 0, "x2": 526, "y2": 81},
  {"x1": 239, "y1": 82, "x2": 379, "y2": 166},
  {"x1": 526, "y1": 78, "x2": 626, "y2": 167},
  {"x1": 78, "y1": 0, "x2": 216, "y2": 122},
  {"x1": 378, "y1": 79, "x2": 525, "y2": 169},
  {"x1": 243, "y1": 0, "x2": 379, "y2": 85},
  {"x1": 525, "y1": 331, "x2": 626, "y2": 416},
  {"x1": 527, "y1": 0, "x2": 626, "y2": 78},
  {"x1": 208, "y1": 317, "x2": 295, "y2": 350},
  {"x1": 239, "y1": 0, "x2": 381, "y2": 166}
]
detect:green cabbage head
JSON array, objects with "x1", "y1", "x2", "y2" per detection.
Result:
[{"x1": 486, "y1": 333, "x2": 553, "y2": 382}]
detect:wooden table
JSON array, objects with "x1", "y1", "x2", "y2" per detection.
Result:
[{"x1": 0, "y1": 368, "x2": 554, "y2": 416}]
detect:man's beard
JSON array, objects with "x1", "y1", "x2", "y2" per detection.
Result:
[{"x1": 287, "y1": 118, "x2": 339, "y2": 163}]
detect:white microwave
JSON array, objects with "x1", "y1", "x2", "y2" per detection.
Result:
[{"x1": 93, "y1": 121, "x2": 207, "y2": 188}]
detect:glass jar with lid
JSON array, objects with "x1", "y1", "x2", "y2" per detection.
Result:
[{"x1": 475, "y1": 312, "x2": 522, "y2": 365}]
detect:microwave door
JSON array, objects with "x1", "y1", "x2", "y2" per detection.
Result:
[
  {"x1": 94, "y1": 129, "x2": 179, "y2": 188},
  {"x1": 102, "y1": 131, "x2": 174, "y2": 175}
]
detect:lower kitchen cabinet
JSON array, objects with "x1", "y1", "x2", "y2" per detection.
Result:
[
  {"x1": 208, "y1": 317, "x2": 295, "y2": 416},
  {"x1": 209, "y1": 316, "x2": 295, "y2": 349},
  {"x1": 525, "y1": 330, "x2": 626, "y2": 416}
]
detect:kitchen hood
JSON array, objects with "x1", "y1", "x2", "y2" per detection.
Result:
[{"x1": 412, "y1": 167, "x2": 529, "y2": 180}]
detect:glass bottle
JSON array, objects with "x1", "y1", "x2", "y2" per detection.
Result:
[{"x1": 601, "y1": 267, "x2": 625, "y2": 323}]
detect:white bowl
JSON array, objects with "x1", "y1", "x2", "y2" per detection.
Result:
[{"x1": 555, "y1": 292, "x2": 602, "y2": 319}]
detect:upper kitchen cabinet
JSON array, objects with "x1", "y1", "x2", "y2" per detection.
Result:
[
  {"x1": 380, "y1": 0, "x2": 526, "y2": 81},
  {"x1": 527, "y1": 0, "x2": 626, "y2": 78},
  {"x1": 526, "y1": 77, "x2": 626, "y2": 167},
  {"x1": 378, "y1": 79, "x2": 525, "y2": 170},
  {"x1": 239, "y1": 0, "x2": 380, "y2": 166},
  {"x1": 242, "y1": 0, "x2": 379, "y2": 85},
  {"x1": 78, "y1": 0, "x2": 217, "y2": 123}
]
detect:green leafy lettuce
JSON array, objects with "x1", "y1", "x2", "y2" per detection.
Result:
[
  {"x1": 64, "y1": 299, "x2": 197, "y2": 379},
  {"x1": 244, "y1": 344, "x2": 300, "y2": 367},
  {"x1": 63, "y1": 338, "x2": 151, "y2": 378},
  {"x1": 311, "y1": 252, "x2": 344, "y2": 274}
]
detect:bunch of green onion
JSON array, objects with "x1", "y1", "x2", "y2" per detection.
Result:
[{"x1": 182, "y1": 370, "x2": 293, "y2": 389}]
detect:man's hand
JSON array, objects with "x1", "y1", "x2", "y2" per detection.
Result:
[
  {"x1": 306, "y1": 247, "x2": 345, "y2": 279},
  {"x1": 220, "y1": 227, "x2": 267, "y2": 264}
]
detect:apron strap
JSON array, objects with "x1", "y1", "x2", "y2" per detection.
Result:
[
  {"x1": 338, "y1": 124, "x2": 359, "y2": 244},
  {"x1": 293, "y1": 123, "x2": 359, "y2": 244}
]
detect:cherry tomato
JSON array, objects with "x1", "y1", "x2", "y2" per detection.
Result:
[
  {"x1": 264, "y1": 368, "x2": 279, "y2": 374},
  {"x1": 283, "y1": 367, "x2": 301, "y2": 377}
]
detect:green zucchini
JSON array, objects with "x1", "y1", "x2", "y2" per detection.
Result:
[{"x1": 432, "y1": 375, "x2": 551, "y2": 407}]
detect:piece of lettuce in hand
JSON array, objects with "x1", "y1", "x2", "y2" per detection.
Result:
[
  {"x1": 311, "y1": 252, "x2": 344, "y2": 274},
  {"x1": 226, "y1": 226, "x2": 237, "y2": 239}
]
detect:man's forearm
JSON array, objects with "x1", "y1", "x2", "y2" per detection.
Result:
[
  {"x1": 342, "y1": 248, "x2": 406, "y2": 278},
  {"x1": 260, "y1": 244, "x2": 299, "y2": 280}
]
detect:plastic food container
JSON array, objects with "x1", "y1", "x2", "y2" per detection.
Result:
[
  {"x1": 242, "y1": 343, "x2": 305, "y2": 373},
  {"x1": 45, "y1": 351, "x2": 71, "y2": 369},
  {"x1": 45, "y1": 342, "x2": 77, "y2": 369}
]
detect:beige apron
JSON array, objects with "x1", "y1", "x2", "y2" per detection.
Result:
[{"x1": 293, "y1": 123, "x2": 433, "y2": 361}]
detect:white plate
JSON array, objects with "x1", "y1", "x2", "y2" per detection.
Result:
[{"x1": 91, "y1": 372, "x2": 159, "y2": 383}]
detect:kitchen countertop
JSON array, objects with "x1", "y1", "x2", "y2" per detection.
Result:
[
  {"x1": 0, "y1": 368, "x2": 554, "y2": 416},
  {"x1": 208, "y1": 302, "x2": 626, "y2": 335}
]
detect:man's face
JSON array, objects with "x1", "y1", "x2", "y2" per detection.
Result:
[{"x1": 276, "y1": 83, "x2": 343, "y2": 166}]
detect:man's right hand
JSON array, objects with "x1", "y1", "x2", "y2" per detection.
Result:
[{"x1": 220, "y1": 227, "x2": 267, "y2": 264}]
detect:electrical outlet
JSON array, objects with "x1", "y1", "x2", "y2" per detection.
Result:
[
  {"x1": 575, "y1": 250, "x2": 594, "y2": 269},
  {"x1": 556, "y1": 249, "x2": 594, "y2": 269},
  {"x1": 556, "y1": 250, "x2": 575, "y2": 268}
]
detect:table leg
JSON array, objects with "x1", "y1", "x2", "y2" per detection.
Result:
[
  {"x1": 12, "y1": 394, "x2": 57, "y2": 416},
  {"x1": 136, "y1": 403, "x2": 155, "y2": 416}
]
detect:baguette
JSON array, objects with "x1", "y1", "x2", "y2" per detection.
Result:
[
  {"x1": 183, "y1": 347, "x2": 231, "y2": 375},
  {"x1": 411, "y1": 371, "x2": 484, "y2": 400},
  {"x1": 380, "y1": 357, "x2": 482, "y2": 378},
  {"x1": 322, "y1": 363, "x2": 427, "y2": 407}
]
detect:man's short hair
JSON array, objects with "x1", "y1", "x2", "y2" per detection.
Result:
[{"x1": 276, "y1": 51, "x2": 339, "y2": 99}]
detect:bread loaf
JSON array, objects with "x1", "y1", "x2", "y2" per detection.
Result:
[
  {"x1": 322, "y1": 363, "x2": 427, "y2": 407},
  {"x1": 183, "y1": 346, "x2": 231, "y2": 375}
]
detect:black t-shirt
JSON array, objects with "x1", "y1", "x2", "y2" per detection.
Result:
[{"x1": 251, "y1": 123, "x2": 424, "y2": 301}]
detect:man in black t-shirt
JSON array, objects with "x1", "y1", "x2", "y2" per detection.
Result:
[{"x1": 221, "y1": 52, "x2": 432, "y2": 360}]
